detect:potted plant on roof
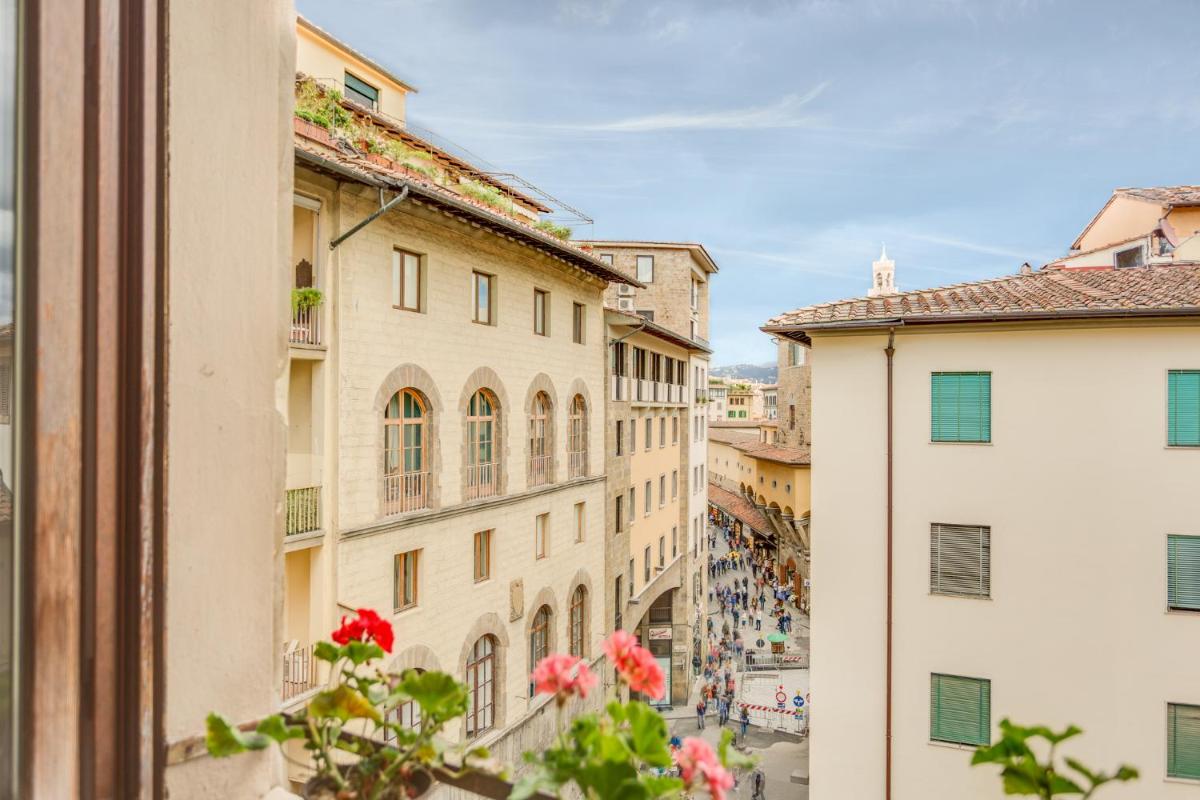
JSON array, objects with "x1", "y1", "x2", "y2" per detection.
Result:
[{"x1": 204, "y1": 609, "x2": 476, "y2": 800}]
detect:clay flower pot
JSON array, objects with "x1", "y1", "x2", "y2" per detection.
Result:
[{"x1": 304, "y1": 769, "x2": 434, "y2": 800}]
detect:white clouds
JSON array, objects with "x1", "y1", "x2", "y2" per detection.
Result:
[
  {"x1": 574, "y1": 84, "x2": 830, "y2": 132},
  {"x1": 555, "y1": 0, "x2": 626, "y2": 25},
  {"x1": 901, "y1": 231, "x2": 1052, "y2": 263}
]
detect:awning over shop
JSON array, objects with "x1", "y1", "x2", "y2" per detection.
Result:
[{"x1": 707, "y1": 482, "x2": 771, "y2": 539}]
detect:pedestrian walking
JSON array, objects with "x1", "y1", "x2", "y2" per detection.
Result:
[
  {"x1": 739, "y1": 705, "x2": 750, "y2": 743},
  {"x1": 751, "y1": 768, "x2": 766, "y2": 800},
  {"x1": 717, "y1": 695, "x2": 729, "y2": 726},
  {"x1": 696, "y1": 698, "x2": 707, "y2": 730}
]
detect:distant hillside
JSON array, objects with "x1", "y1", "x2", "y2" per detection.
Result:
[{"x1": 711, "y1": 362, "x2": 777, "y2": 383}]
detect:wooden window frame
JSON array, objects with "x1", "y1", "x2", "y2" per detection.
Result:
[
  {"x1": 533, "y1": 288, "x2": 549, "y2": 336},
  {"x1": 392, "y1": 248, "x2": 423, "y2": 312},
  {"x1": 472, "y1": 271, "x2": 495, "y2": 325},
  {"x1": 569, "y1": 586, "x2": 586, "y2": 657},
  {"x1": 529, "y1": 606, "x2": 551, "y2": 681},
  {"x1": 473, "y1": 530, "x2": 492, "y2": 582},
  {"x1": 465, "y1": 636, "x2": 496, "y2": 738},
  {"x1": 572, "y1": 302, "x2": 585, "y2": 344},
  {"x1": 394, "y1": 550, "x2": 420, "y2": 611},
  {"x1": 535, "y1": 512, "x2": 549, "y2": 560}
]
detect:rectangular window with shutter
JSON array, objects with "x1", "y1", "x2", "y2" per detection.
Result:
[
  {"x1": 931, "y1": 372, "x2": 991, "y2": 443},
  {"x1": 1168, "y1": 703, "x2": 1200, "y2": 779},
  {"x1": 930, "y1": 673, "x2": 990, "y2": 746},
  {"x1": 1168, "y1": 534, "x2": 1200, "y2": 612},
  {"x1": 1168, "y1": 370, "x2": 1200, "y2": 447},
  {"x1": 930, "y1": 524, "x2": 991, "y2": 598}
]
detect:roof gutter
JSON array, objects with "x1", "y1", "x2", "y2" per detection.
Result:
[{"x1": 763, "y1": 306, "x2": 1200, "y2": 344}]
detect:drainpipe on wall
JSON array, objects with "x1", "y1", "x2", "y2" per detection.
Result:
[{"x1": 884, "y1": 328, "x2": 896, "y2": 800}]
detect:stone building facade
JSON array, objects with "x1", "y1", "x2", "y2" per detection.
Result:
[{"x1": 773, "y1": 337, "x2": 812, "y2": 448}]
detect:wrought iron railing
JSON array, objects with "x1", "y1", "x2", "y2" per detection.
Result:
[
  {"x1": 286, "y1": 486, "x2": 321, "y2": 535},
  {"x1": 528, "y1": 455, "x2": 552, "y2": 487},
  {"x1": 384, "y1": 470, "x2": 429, "y2": 515},
  {"x1": 567, "y1": 450, "x2": 587, "y2": 479},
  {"x1": 466, "y1": 462, "x2": 499, "y2": 500},
  {"x1": 282, "y1": 643, "x2": 317, "y2": 700}
]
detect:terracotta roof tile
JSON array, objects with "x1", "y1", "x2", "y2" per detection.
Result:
[
  {"x1": 1118, "y1": 186, "x2": 1200, "y2": 206},
  {"x1": 709, "y1": 428, "x2": 811, "y2": 465},
  {"x1": 707, "y1": 482, "x2": 770, "y2": 534},
  {"x1": 763, "y1": 264, "x2": 1200, "y2": 335}
]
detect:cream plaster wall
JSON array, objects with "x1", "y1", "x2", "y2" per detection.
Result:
[
  {"x1": 809, "y1": 322, "x2": 1200, "y2": 800},
  {"x1": 165, "y1": 0, "x2": 293, "y2": 796},
  {"x1": 1076, "y1": 195, "x2": 1165, "y2": 251},
  {"x1": 295, "y1": 170, "x2": 609, "y2": 750},
  {"x1": 296, "y1": 24, "x2": 409, "y2": 121}
]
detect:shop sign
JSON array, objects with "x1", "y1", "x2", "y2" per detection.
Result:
[{"x1": 648, "y1": 626, "x2": 672, "y2": 640}]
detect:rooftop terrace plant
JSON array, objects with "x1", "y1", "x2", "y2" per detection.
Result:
[{"x1": 533, "y1": 220, "x2": 572, "y2": 241}]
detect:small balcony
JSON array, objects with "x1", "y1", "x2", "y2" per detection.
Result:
[
  {"x1": 384, "y1": 470, "x2": 429, "y2": 515},
  {"x1": 282, "y1": 642, "x2": 318, "y2": 701},
  {"x1": 290, "y1": 305, "x2": 321, "y2": 347},
  {"x1": 567, "y1": 449, "x2": 587, "y2": 479},
  {"x1": 466, "y1": 462, "x2": 499, "y2": 500},
  {"x1": 528, "y1": 455, "x2": 553, "y2": 488},
  {"x1": 285, "y1": 486, "x2": 321, "y2": 536}
]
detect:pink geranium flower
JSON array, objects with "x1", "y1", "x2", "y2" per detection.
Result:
[
  {"x1": 532, "y1": 653, "x2": 598, "y2": 704},
  {"x1": 601, "y1": 631, "x2": 665, "y2": 700},
  {"x1": 674, "y1": 737, "x2": 734, "y2": 800},
  {"x1": 625, "y1": 647, "x2": 665, "y2": 700}
]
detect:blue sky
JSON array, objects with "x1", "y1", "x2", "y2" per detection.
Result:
[{"x1": 298, "y1": 0, "x2": 1200, "y2": 365}]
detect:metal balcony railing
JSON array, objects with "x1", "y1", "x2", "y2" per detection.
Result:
[
  {"x1": 290, "y1": 305, "x2": 321, "y2": 346},
  {"x1": 285, "y1": 486, "x2": 321, "y2": 536},
  {"x1": 567, "y1": 450, "x2": 587, "y2": 479},
  {"x1": 466, "y1": 462, "x2": 499, "y2": 500},
  {"x1": 384, "y1": 470, "x2": 429, "y2": 515},
  {"x1": 528, "y1": 455, "x2": 552, "y2": 487},
  {"x1": 282, "y1": 643, "x2": 317, "y2": 700}
]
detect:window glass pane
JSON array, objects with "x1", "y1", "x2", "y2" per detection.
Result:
[
  {"x1": 344, "y1": 72, "x2": 379, "y2": 108},
  {"x1": 636, "y1": 255, "x2": 653, "y2": 282},
  {"x1": 402, "y1": 253, "x2": 419, "y2": 309},
  {"x1": 391, "y1": 251, "x2": 401, "y2": 306}
]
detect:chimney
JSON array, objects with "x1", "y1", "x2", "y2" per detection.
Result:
[{"x1": 1019, "y1": 262, "x2": 1033, "y2": 275}]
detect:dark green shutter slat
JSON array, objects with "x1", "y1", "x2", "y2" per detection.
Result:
[
  {"x1": 1168, "y1": 371, "x2": 1200, "y2": 446},
  {"x1": 930, "y1": 674, "x2": 990, "y2": 746},
  {"x1": 1168, "y1": 535, "x2": 1200, "y2": 611},
  {"x1": 1169, "y1": 704, "x2": 1200, "y2": 779},
  {"x1": 932, "y1": 373, "x2": 991, "y2": 443}
]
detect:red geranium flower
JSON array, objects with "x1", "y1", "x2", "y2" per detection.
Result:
[
  {"x1": 532, "y1": 653, "x2": 598, "y2": 704},
  {"x1": 330, "y1": 608, "x2": 394, "y2": 653},
  {"x1": 601, "y1": 630, "x2": 665, "y2": 700}
]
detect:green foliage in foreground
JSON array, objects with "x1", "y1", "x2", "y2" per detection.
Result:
[{"x1": 972, "y1": 720, "x2": 1138, "y2": 798}]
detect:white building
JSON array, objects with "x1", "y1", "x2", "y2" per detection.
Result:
[{"x1": 764, "y1": 262, "x2": 1200, "y2": 800}]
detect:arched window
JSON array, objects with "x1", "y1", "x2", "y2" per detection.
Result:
[
  {"x1": 465, "y1": 637, "x2": 495, "y2": 738},
  {"x1": 528, "y1": 392, "x2": 551, "y2": 487},
  {"x1": 529, "y1": 605, "x2": 551, "y2": 692},
  {"x1": 466, "y1": 389, "x2": 498, "y2": 499},
  {"x1": 569, "y1": 586, "x2": 587, "y2": 657},
  {"x1": 384, "y1": 668, "x2": 424, "y2": 742},
  {"x1": 385, "y1": 389, "x2": 428, "y2": 513},
  {"x1": 567, "y1": 394, "x2": 587, "y2": 478}
]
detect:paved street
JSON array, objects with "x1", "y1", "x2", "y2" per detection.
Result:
[{"x1": 660, "y1": 524, "x2": 811, "y2": 797}]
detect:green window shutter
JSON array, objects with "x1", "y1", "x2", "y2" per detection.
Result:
[
  {"x1": 1168, "y1": 370, "x2": 1200, "y2": 446},
  {"x1": 931, "y1": 524, "x2": 991, "y2": 597},
  {"x1": 1168, "y1": 703, "x2": 1200, "y2": 779},
  {"x1": 932, "y1": 372, "x2": 991, "y2": 443},
  {"x1": 1168, "y1": 535, "x2": 1200, "y2": 611},
  {"x1": 930, "y1": 674, "x2": 990, "y2": 745}
]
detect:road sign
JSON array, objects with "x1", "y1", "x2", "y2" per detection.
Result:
[
  {"x1": 793, "y1": 695, "x2": 804, "y2": 708},
  {"x1": 775, "y1": 690, "x2": 787, "y2": 704}
]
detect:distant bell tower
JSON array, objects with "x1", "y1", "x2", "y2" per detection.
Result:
[{"x1": 868, "y1": 244, "x2": 897, "y2": 297}]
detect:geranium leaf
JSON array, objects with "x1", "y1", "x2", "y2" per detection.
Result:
[
  {"x1": 308, "y1": 686, "x2": 381, "y2": 723},
  {"x1": 205, "y1": 713, "x2": 271, "y2": 757}
]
